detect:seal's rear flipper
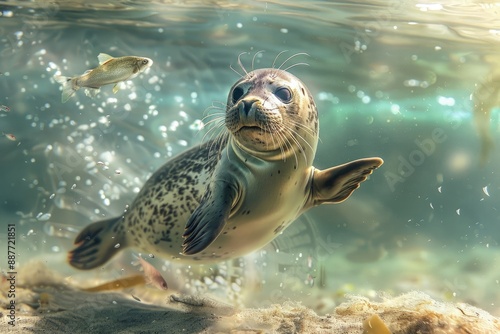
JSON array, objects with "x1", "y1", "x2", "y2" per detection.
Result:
[
  {"x1": 309, "y1": 157, "x2": 383, "y2": 206},
  {"x1": 68, "y1": 217, "x2": 123, "y2": 270}
]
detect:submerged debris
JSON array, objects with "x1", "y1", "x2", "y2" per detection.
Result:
[{"x1": 363, "y1": 314, "x2": 392, "y2": 334}]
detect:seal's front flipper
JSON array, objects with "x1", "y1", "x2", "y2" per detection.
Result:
[
  {"x1": 310, "y1": 157, "x2": 383, "y2": 206},
  {"x1": 68, "y1": 217, "x2": 124, "y2": 270},
  {"x1": 182, "y1": 181, "x2": 238, "y2": 255}
]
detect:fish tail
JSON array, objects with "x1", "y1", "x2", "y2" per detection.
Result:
[
  {"x1": 68, "y1": 217, "x2": 125, "y2": 270},
  {"x1": 54, "y1": 75, "x2": 78, "y2": 103}
]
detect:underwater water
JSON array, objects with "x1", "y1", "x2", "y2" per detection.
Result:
[{"x1": 1, "y1": 0, "x2": 500, "y2": 331}]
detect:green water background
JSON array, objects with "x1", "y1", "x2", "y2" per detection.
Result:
[{"x1": 0, "y1": 0, "x2": 499, "y2": 313}]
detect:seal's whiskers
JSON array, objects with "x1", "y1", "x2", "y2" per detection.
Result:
[
  {"x1": 201, "y1": 120, "x2": 224, "y2": 145},
  {"x1": 238, "y1": 52, "x2": 249, "y2": 76},
  {"x1": 200, "y1": 107, "x2": 225, "y2": 136},
  {"x1": 270, "y1": 50, "x2": 290, "y2": 79},
  {"x1": 282, "y1": 62, "x2": 310, "y2": 72},
  {"x1": 201, "y1": 100, "x2": 232, "y2": 158},
  {"x1": 251, "y1": 50, "x2": 265, "y2": 71},
  {"x1": 270, "y1": 122, "x2": 297, "y2": 164},
  {"x1": 206, "y1": 126, "x2": 225, "y2": 156},
  {"x1": 201, "y1": 103, "x2": 226, "y2": 125},
  {"x1": 277, "y1": 52, "x2": 310, "y2": 71},
  {"x1": 267, "y1": 122, "x2": 283, "y2": 160},
  {"x1": 288, "y1": 118, "x2": 317, "y2": 138},
  {"x1": 204, "y1": 101, "x2": 227, "y2": 113},
  {"x1": 209, "y1": 128, "x2": 229, "y2": 159},
  {"x1": 263, "y1": 123, "x2": 274, "y2": 153},
  {"x1": 199, "y1": 102, "x2": 228, "y2": 142},
  {"x1": 267, "y1": 123, "x2": 287, "y2": 162},
  {"x1": 284, "y1": 127, "x2": 310, "y2": 164},
  {"x1": 201, "y1": 113, "x2": 225, "y2": 128},
  {"x1": 229, "y1": 63, "x2": 243, "y2": 79}
]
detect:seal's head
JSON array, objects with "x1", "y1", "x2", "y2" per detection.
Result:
[{"x1": 225, "y1": 69, "x2": 319, "y2": 160}]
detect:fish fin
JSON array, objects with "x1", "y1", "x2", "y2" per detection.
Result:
[
  {"x1": 82, "y1": 69, "x2": 92, "y2": 75},
  {"x1": 309, "y1": 157, "x2": 383, "y2": 207},
  {"x1": 54, "y1": 75, "x2": 77, "y2": 103},
  {"x1": 68, "y1": 216, "x2": 125, "y2": 270},
  {"x1": 53, "y1": 74, "x2": 69, "y2": 84},
  {"x1": 112, "y1": 83, "x2": 120, "y2": 94},
  {"x1": 98, "y1": 53, "x2": 114, "y2": 65},
  {"x1": 84, "y1": 88, "x2": 100, "y2": 97}
]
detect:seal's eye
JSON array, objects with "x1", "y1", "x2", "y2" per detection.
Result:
[
  {"x1": 232, "y1": 86, "x2": 244, "y2": 104},
  {"x1": 275, "y1": 87, "x2": 292, "y2": 102}
]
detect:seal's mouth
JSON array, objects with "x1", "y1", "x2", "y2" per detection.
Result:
[{"x1": 235, "y1": 125, "x2": 269, "y2": 134}]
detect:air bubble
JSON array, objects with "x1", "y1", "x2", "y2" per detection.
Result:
[
  {"x1": 37, "y1": 213, "x2": 51, "y2": 221},
  {"x1": 231, "y1": 282, "x2": 241, "y2": 292}
]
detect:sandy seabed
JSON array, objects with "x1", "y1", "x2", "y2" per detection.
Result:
[{"x1": 1, "y1": 262, "x2": 499, "y2": 334}]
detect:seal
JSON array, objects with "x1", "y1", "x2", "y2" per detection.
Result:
[{"x1": 68, "y1": 68, "x2": 383, "y2": 270}]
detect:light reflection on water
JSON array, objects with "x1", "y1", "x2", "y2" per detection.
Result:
[{"x1": 0, "y1": 0, "x2": 499, "y2": 315}]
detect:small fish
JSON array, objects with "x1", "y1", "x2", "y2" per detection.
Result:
[
  {"x1": 0, "y1": 105, "x2": 10, "y2": 112},
  {"x1": 138, "y1": 256, "x2": 168, "y2": 290},
  {"x1": 54, "y1": 53, "x2": 153, "y2": 103},
  {"x1": 305, "y1": 274, "x2": 315, "y2": 287},
  {"x1": 3, "y1": 132, "x2": 16, "y2": 141},
  {"x1": 82, "y1": 275, "x2": 146, "y2": 292}
]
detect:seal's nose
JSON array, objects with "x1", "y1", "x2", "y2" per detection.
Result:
[{"x1": 242, "y1": 99, "x2": 258, "y2": 115}]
